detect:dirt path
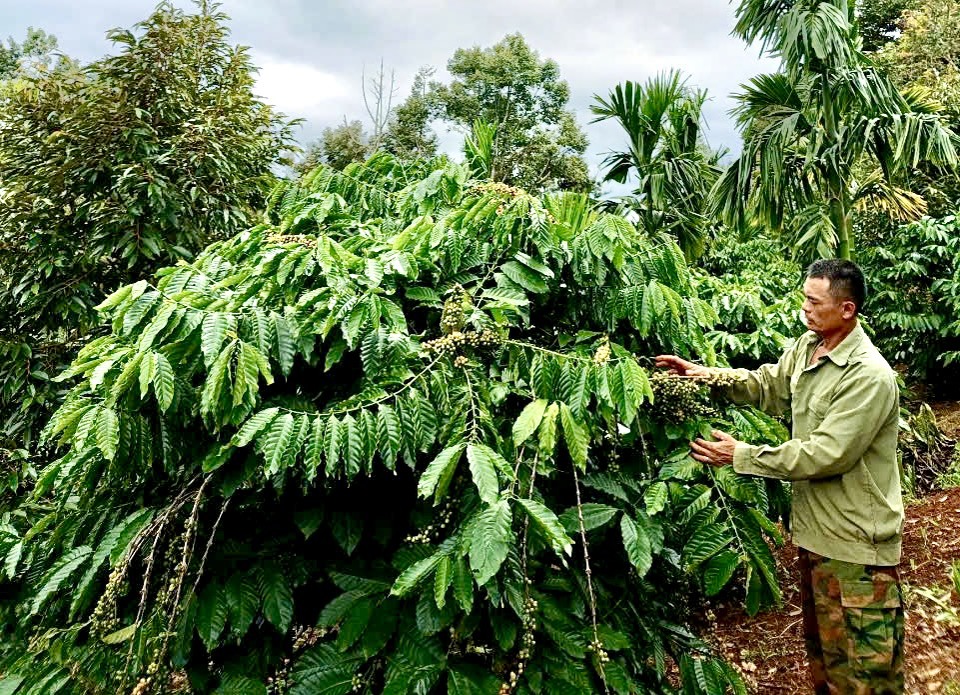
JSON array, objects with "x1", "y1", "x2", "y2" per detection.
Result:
[{"x1": 701, "y1": 486, "x2": 960, "y2": 694}]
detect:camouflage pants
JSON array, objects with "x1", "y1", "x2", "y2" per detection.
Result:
[{"x1": 798, "y1": 548, "x2": 905, "y2": 695}]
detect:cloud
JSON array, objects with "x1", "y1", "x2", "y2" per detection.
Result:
[
  {"x1": 2, "y1": 0, "x2": 782, "y2": 160},
  {"x1": 252, "y1": 53, "x2": 354, "y2": 125}
]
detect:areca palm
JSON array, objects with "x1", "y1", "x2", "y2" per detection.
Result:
[
  {"x1": 714, "y1": 0, "x2": 959, "y2": 259},
  {"x1": 592, "y1": 71, "x2": 722, "y2": 259}
]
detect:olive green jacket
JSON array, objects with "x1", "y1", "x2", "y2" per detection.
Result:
[{"x1": 723, "y1": 323, "x2": 903, "y2": 566}]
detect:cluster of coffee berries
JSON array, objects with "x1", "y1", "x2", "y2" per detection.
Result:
[
  {"x1": 592, "y1": 339, "x2": 611, "y2": 365},
  {"x1": 440, "y1": 287, "x2": 471, "y2": 334},
  {"x1": 131, "y1": 676, "x2": 153, "y2": 695},
  {"x1": 266, "y1": 233, "x2": 317, "y2": 248},
  {"x1": 698, "y1": 369, "x2": 745, "y2": 389},
  {"x1": 588, "y1": 637, "x2": 611, "y2": 664},
  {"x1": 648, "y1": 372, "x2": 716, "y2": 423},
  {"x1": 405, "y1": 501, "x2": 455, "y2": 544},
  {"x1": 499, "y1": 596, "x2": 539, "y2": 694},
  {"x1": 422, "y1": 330, "x2": 503, "y2": 357},
  {"x1": 472, "y1": 181, "x2": 525, "y2": 198},
  {"x1": 292, "y1": 625, "x2": 329, "y2": 652},
  {"x1": 91, "y1": 564, "x2": 128, "y2": 636},
  {"x1": 266, "y1": 658, "x2": 292, "y2": 694}
]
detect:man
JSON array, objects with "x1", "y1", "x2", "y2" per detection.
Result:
[{"x1": 656, "y1": 259, "x2": 904, "y2": 694}]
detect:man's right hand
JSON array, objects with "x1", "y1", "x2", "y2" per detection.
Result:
[{"x1": 654, "y1": 355, "x2": 711, "y2": 378}]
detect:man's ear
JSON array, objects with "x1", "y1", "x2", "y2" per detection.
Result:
[{"x1": 841, "y1": 300, "x2": 857, "y2": 319}]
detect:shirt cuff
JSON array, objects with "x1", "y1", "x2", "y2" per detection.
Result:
[{"x1": 732, "y1": 442, "x2": 757, "y2": 475}]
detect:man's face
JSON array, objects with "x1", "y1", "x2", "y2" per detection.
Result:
[{"x1": 801, "y1": 277, "x2": 855, "y2": 336}]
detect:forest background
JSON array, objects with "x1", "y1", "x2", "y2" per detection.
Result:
[{"x1": 0, "y1": 0, "x2": 959, "y2": 693}]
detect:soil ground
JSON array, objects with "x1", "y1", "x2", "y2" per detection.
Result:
[{"x1": 698, "y1": 404, "x2": 960, "y2": 694}]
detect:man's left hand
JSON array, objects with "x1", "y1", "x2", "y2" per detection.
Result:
[{"x1": 689, "y1": 429, "x2": 740, "y2": 467}]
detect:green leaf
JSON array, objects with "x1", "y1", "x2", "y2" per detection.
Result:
[
  {"x1": 202, "y1": 313, "x2": 232, "y2": 369},
  {"x1": 452, "y1": 556, "x2": 474, "y2": 613},
  {"x1": 261, "y1": 412, "x2": 296, "y2": 476},
  {"x1": 337, "y1": 597, "x2": 374, "y2": 650},
  {"x1": 538, "y1": 402, "x2": 559, "y2": 455},
  {"x1": 434, "y1": 555, "x2": 452, "y2": 609},
  {"x1": 620, "y1": 515, "x2": 652, "y2": 577},
  {"x1": 225, "y1": 572, "x2": 260, "y2": 638},
  {"x1": 447, "y1": 665, "x2": 500, "y2": 694},
  {"x1": 517, "y1": 498, "x2": 573, "y2": 557},
  {"x1": 95, "y1": 407, "x2": 120, "y2": 461},
  {"x1": 466, "y1": 443, "x2": 502, "y2": 505},
  {"x1": 513, "y1": 398, "x2": 548, "y2": 447},
  {"x1": 467, "y1": 500, "x2": 514, "y2": 585},
  {"x1": 100, "y1": 624, "x2": 138, "y2": 645},
  {"x1": 274, "y1": 313, "x2": 297, "y2": 375},
  {"x1": 153, "y1": 352, "x2": 175, "y2": 412},
  {"x1": 72, "y1": 508, "x2": 154, "y2": 618},
  {"x1": 559, "y1": 402, "x2": 589, "y2": 469},
  {"x1": 109, "y1": 509, "x2": 155, "y2": 565},
  {"x1": 391, "y1": 551, "x2": 443, "y2": 597},
  {"x1": 290, "y1": 643, "x2": 364, "y2": 695},
  {"x1": 417, "y1": 443, "x2": 465, "y2": 504},
  {"x1": 559, "y1": 503, "x2": 620, "y2": 535},
  {"x1": 704, "y1": 550, "x2": 740, "y2": 596},
  {"x1": 30, "y1": 546, "x2": 92, "y2": 615},
  {"x1": 196, "y1": 582, "x2": 229, "y2": 650},
  {"x1": 259, "y1": 564, "x2": 294, "y2": 633},
  {"x1": 230, "y1": 408, "x2": 281, "y2": 448},
  {"x1": 138, "y1": 352, "x2": 156, "y2": 400},
  {"x1": 682, "y1": 522, "x2": 732, "y2": 570},
  {"x1": 644, "y1": 482, "x2": 669, "y2": 516}
]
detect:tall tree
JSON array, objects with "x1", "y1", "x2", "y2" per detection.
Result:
[
  {"x1": 298, "y1": 119, "x2": 371, "y2": 173},
  {"x1": 856, "y1": 0, "x2": 920, "y2": 52},
  {"x1": 713, "y1": 0, "x2": 959, "y2": 259},
  {"x1": 0, "y1": 1, "x2": 293, "y2": 479},
  {"x1": 383, "y1": 66, "x2": 438, "y2": 160},
  {"x1": 873, "y1": 0, "x2": 960, "y2": 214},
  {"x1": 431, "y1": 33, "x2": 592, "y2": 192},
  {"x1": 592, "y1": 71, "x2": 723, "y2": 259},
  {"x1": 0, "y1": 28, "x2": 58, "y2": 79}
]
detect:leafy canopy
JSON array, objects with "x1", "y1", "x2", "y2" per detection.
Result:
[
  {"x1": 431, "y1": 33, "x2": 592, "y2": 192},
  {"x1": 0, "y1": 154, "x2": 787, "y2": 694},
  {"x1": 0, "y1": 2, "x2": 294, "y2": 474},
  {"x1": 715, "y1": 0, "x2": 959, "y2": 259}
]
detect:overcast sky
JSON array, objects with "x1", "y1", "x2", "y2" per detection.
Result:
[{"x1": 4, "y1": 0, "x2": 779, "y2": 178}]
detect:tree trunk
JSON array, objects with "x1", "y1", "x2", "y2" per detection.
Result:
[{"x1": 830, "y1": 196, "x2": 853, "y2": 260}]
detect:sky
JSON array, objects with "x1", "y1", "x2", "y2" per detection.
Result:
[{"x1": 3, "y1": 0, "x2": 780, "y2": 178}]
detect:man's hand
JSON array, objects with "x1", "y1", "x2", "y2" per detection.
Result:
[
  {"x1": 689, "y1": 429, "x2": 740, "y2": 467},
  {"x1": 654, "y1": 354, "x2": 711, "y2": 378}
]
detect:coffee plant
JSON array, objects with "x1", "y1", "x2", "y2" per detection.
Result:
[
  {"x1": 0, "y1": 154, "x2": 788, "y2": 694},
  {"x1": 861, "y1": 214, "x2": 960, "y2": 383}
]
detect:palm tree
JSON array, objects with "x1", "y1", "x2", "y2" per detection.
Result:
[
  {"x1": 713, "y1": 0, "x2": 959, "y2": 259},
  {"x1": 592, "y1": 71, "x2": 723, "y2": 260}
]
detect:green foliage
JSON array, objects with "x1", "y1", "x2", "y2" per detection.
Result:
[
  {"x1": 718, "y1": 0, "x2": 960, "y2": 259},
  {"x1": 592, "y1": 72, "x2": 723, "y2": 260},
  {"x1": 0, "y1": 2, "x2": 294, "y2": 488},
  {"x1": 695, "y1": 230, "x2": 804, "y2": 367},
  {"x1": 856, "y1": 0, "x2": 921, "y2": 52},
  {"x1": 0, "y1": 155, "x2": 786, "y2": 693},
  {"x1": 0, "y1": 27, "x2": 59, "y2": 80},
  {"x1": 298, "y1": 119, "x2": 371, "y2": 174},
  {"x1": 383, "y1": 67, "x2": 439, "y2": 160},
  {"x1": 431, "y1": 33, "x2": 592, "y2": 192},
  {"x1": 872, "y1": 0, "x2": 960, "y2": 216},
  {"x1": 861, "y1": 214, "x2": 960, "y2": 380}
]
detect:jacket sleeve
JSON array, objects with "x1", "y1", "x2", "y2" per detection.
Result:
[
  {"x1": 732, "y1": 363, "x2": 898, "y2": 481},
  {"x1": 719, "y1": 340, "x2": 798, "y2": 416}
]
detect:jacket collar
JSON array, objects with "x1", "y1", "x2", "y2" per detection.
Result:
[{"x1": 818, "y1": 322, "x2": 865, "y2": 367}]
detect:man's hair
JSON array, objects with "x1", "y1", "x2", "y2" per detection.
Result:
[{"x1": 805, "y1": 259, "x2": 867, "y2": 314}]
